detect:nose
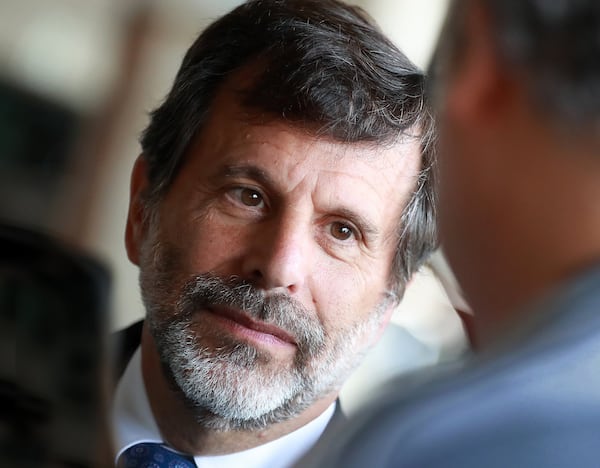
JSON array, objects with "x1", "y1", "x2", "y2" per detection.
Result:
[{"x1": 241, "y1": 217, "x2": 310, "y2": 294}]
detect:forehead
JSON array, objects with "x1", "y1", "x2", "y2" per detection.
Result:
[{"x1": 174, "y1": 81, "x2": 422, "y2": 233}]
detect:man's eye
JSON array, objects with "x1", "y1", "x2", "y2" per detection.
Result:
[
  {"x1": 330, "y1": 221, "x2": 355, "y2": 241},
  {"x1": 236, "y1": 187, "x2": 264, "y2": 207}
]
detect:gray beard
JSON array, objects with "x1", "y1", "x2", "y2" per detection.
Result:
[{"x1": 140, "y1": 245, "x2": 388, "y2": 431}]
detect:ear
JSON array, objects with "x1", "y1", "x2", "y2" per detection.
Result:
[
  {"x1": 445, "y1": 2, "x2": 514, "y2": 127},
  {"x1": 125, "y1": 155, "x2": 151, "y2": 266}
]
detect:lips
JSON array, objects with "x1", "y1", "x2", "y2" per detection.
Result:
[{"x1": 209, "y1": 305, "x2": 297, "y2": 346}]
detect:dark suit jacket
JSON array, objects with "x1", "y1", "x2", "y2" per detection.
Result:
[
  {"x1": 112, "y1": 320, "x2": 144, "y2": 381},
  {"x1": 300, "y1": 264, "x2": 600, "y2": 467}
]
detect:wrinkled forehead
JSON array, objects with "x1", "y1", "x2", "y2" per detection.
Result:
[
  {"x1": 194, "y1": 89, "x2": 422, "y2": 191},
  {"x1": 176, "y1": 81, "x2": 423, "y2": 233}
]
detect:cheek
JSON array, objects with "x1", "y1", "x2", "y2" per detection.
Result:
[
  {"x1": 310, "y1": 261, "x2": 387, "y2": 331},
  {"x1": 165, "y1": 216, "x2": 249, "y2": 274}
]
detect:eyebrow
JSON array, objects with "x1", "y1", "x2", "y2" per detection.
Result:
[
  {"x1": 219, "y1": 164, "x2": 381, "y2": 241},
  {"x1": 333, "y1": 207, "x2": 380, "y2": 240},
  {"x1": 220, "y1": 164, "x2": 276, "y2": 189}
]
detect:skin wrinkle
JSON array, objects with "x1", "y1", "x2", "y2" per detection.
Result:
[
  {"x1": 193, "y1": 132, "x2": 416, "y2": 260},
  {"x1": 219, "y1": 162, "x2": 384, "y2": 245},
  {"x1": 189, "y1": 142, "x2": 404, "y2": 264}
]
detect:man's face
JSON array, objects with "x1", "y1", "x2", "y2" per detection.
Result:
[{"x1": 129, "y1": 84, "x2": 422, "y2": 430}]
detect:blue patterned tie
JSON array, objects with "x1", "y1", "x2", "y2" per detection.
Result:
[{"x1": 117, "y1": 442, "x2": 196, "y2": 467}]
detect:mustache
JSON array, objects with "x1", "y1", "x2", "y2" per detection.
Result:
[{"x1": 177, "y1": 274, "x2": 326, "y2": 357}]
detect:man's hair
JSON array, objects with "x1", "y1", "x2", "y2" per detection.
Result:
[
  {"x1": 436, "y1": 0, "x2": 600, "y2": 127},
  {"x1": 140, "y1": 0, "x2": 437, "y2": 297}
]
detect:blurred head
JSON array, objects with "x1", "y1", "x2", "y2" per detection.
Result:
[
  {"x1": 430, "y1": 0, "x2": 600, "y2": 328},
  {"x1": 126, "y1": 0, "x2": 436, "y2": 430},
  {"x1": 434, "y1": 0, "x2": 600, "y2": 125}
]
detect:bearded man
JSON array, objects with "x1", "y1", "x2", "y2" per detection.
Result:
[{"x1": 111, "y1": 1, "x2": 436, "y2": 466}]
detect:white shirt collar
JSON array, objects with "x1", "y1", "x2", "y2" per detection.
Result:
[{"x1": 112, "y1": 347, "x2": 336, "y2": 467}]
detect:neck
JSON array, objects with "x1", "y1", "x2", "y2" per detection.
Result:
[{"x1": 139, "y1": 325, "x2": 336, "y2": 455}]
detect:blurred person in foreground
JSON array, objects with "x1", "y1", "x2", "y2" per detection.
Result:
[
  {"x1": 111, "y1": 0, "x2": 437, "y2": 466},
  {"x1": 299, "y1": 0, "x2": 600, "y2": 466}
]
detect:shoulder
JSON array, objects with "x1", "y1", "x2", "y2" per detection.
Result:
[
  {"x1": 306, "y1": 328, "x2": 600, "y2": 468},
  {"x1": 111, "y1": 320, "x2": 144, "y2": 381}
]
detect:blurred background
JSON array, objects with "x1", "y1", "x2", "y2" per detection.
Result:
[{"x1": 0, "y1": 0, "x2": 464, "y2": 429}]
